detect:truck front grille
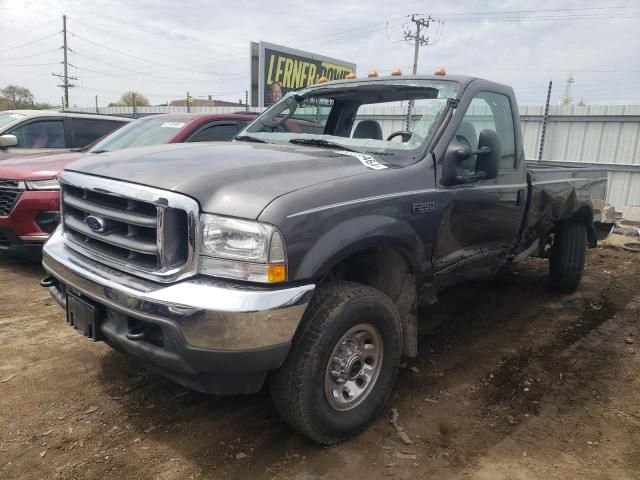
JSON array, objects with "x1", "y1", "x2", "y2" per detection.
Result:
[{"x1": 59, "y1": 173, "x2": 197, "y2": 281}]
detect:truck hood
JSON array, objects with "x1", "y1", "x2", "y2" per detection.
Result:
[
  {"x1": 65, "y1": 142, "x2": 381, "y2": 219},
  {"x1": 0, "y1": 151, "x2": 84, "y2": 180}
]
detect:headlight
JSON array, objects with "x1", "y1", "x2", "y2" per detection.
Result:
[
  {"x1": 198, "y1": 214, "x2": 287, "y2": 283},
  {"x1": 25, "y1": 178, "x2": 59, "y2": 190}
]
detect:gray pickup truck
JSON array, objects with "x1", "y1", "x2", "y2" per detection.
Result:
[{"x1": 41, "y1": 74, "x2": 609, "y2": 444}]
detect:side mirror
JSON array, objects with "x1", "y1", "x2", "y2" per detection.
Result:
[
  {"x1": 440, "y1": 129, "x2": 501, "y2": 186},
  {"x1": 0, "y1": 134, "x2": 18, "y2": 148},
  {"x1": 476, "y1": 129, "x2": 501, "y2": 180}
]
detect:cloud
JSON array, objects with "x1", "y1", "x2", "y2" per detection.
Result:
[{"x1": 1, "y1": 0, "x2": 638, "y2": 106}]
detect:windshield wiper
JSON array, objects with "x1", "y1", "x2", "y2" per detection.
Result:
[
  {"x1": 289, "y1": 138, "x2": 359, "y2": 152},
  {"x1": 234, "y1": 134, "x2": 267, "y2": 143}
]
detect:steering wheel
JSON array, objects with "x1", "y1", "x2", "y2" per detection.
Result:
[
  {"x1": 260, "y1": 96, "x2": 298, "y2": 128},
  {"x1": 386, "y1": 131, "x2": 413, "y2": 142}
]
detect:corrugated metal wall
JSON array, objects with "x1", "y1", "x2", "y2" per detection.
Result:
[
  {"x1": 520, "y1": 105, "x2": 640, "y2": 211},
  {"x1": 70, "y1": 104, "x2": 640, "y2": 211}
]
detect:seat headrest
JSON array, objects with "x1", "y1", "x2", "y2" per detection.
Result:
[{"x1": 353, "y1": 120, "x2": 383, "y2": 140}]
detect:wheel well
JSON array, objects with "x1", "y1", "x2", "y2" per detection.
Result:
[{"x1": 322, "y1": 246, "x2": 419, "y2": 357}]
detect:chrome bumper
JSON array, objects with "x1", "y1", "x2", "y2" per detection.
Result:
[{"x1": 42, "y1": 229, "x2": 315, "y2": 352}]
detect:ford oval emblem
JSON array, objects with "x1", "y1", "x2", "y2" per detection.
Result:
[{"x1": 85, "y1": 215, "x2": 107, "y2": 233}]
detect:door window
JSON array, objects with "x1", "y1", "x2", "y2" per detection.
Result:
[
  {"x1": 9, "y1": 120, "x2": 65, "y2": 148},
  {"x1": 71, "y1": 118, "x2": 126, "y2": 148},
  {"x1": 186, "y1": 123, "x2": 239, "y2": 142},
  {"x1": 453, "y1": 92, "x2": 516, "y2": 175}
]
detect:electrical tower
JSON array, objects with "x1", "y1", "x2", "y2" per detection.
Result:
[
  {"x1": 559, "y1": 73, "x2": 575, "y2": 106},
  {"x1": 51, "y1": 15, "x2": 77, "y2": 109},
  {"x1": 403, "y1": 14, "x2": 444, "y2": 129}
]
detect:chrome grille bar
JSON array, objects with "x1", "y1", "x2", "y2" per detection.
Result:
[{"x1": 59, "y1": 171, "x2": 199, "y2": 283}]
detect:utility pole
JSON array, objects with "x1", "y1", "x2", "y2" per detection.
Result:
[
  {"x1": 186, "y1": 92, "x2": 192, "y2": 113},
  {"x1": 245, "y1": 90, "x2": 249, "y2": 111},
  {"x1": 403, "y1": 14, "x2": 444, "y2": 130},
  {"x1": 132, "y1": 93, "x2": 137, "y2": 118},
  {"x1": 95, "y1": 95, "x2": 99, "y2": 114},
  {"x1": 538, "y1": 80, "x2": 553, "y2": 162},
  {"x1": 51, "y1": 15, "x2": 77, "y2": 109},
  {"x1": 559, "y1": 73, "x2": 574, "y2": 106}
]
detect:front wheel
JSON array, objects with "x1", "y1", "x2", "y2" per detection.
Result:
[{"x1": 270, "y1": 282, "x2": 403, "y2": 444}]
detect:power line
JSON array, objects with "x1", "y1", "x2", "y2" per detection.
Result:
[
  {"x1": 72, "y1": 52, "x2": 242, "y2": 82},
  {"x1": 0, "y1": 62, "x2": 60, "y2": 67},
  {"x1": 0, "y1": 48, "x2": 61, "y2": 62},
  {"x1": 0, "y1": 31, "x2": 60, "y2": 53},
  {"x1": 2, "y1": 18, "x2": 59, "y2": 42},
  {"x1": 423, "y1": 4, "x2": 640, "y2": 16},
  {"x1": 70, "y1": 32, "x2": 233, "y2": 76}
]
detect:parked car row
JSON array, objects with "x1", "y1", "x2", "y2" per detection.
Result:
[{"x1": 0, "y1": 111, "x2": 308, "y2": 255}]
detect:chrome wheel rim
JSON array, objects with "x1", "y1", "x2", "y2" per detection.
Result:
[{"x1": 324, "y1": 323, "x2": 384, "y2": 411}]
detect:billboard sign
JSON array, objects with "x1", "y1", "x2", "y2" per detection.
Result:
[{"x1": 250, "y1": 41, "x2": 356, "y2": 107}]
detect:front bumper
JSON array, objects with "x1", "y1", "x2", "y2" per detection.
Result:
[{"x1": 42, "y1": 229, "x2": 315, "y2": 394}]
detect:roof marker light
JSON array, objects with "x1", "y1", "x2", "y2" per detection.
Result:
[
  {"x1": 346, "y1": 72, "x2": 357, "y2": 79},
  {"x1": 434, "y1": 67, "x2": 446, "y2": 76},
  {"x1": 391, "y1": 68, "x2": 402, "y2": 76},
  {"x1": 368, "y1": 70, "x2": 379, "y2": 77}
]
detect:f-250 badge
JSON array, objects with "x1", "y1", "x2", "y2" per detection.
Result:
[{"x1": 412, "y1": 201, "x2": 435, "y2": 215}]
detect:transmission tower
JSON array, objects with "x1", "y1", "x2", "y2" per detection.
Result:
[
  {"x1": 403, "y1": 14, "x2": 444, "y2": 129},
  {"x1": 51, "y1": 15, "x2": 77, "y2": 109},
  {"x1": 559, "y1": 73, "x2": 575, "y2": 106}
]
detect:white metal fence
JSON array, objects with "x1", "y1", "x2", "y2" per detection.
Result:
[{"x1": 68, "y1": 104, "x2": 640, "y2": 211}]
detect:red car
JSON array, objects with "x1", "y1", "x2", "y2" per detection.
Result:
[{"x1": 0, "y1": 113, "x2": 259, "y2": 256}]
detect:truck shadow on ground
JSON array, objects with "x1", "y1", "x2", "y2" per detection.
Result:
[{"x1": 94, "y1": 255, "x2": 628, "y2": 478}]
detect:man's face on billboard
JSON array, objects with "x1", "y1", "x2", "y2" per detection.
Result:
[{"x1": 271, "y1": 82, "x2": 283, "y2": 102}]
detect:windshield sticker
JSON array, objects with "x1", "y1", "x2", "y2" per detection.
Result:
[
  {"x1": 160, "y1": 122, "x2": 185, "y2": 128},
  {"x1": 337, "y1": 151, "x2": 388, "y2": 170}
]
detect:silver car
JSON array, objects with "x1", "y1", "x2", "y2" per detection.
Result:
[{"x1": 0, "y1": 110, "x2": 130, "y2": 160}]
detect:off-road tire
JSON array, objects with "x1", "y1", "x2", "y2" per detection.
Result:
[
  {"x1": 549, "y1": 221, "x2": 587, "y2": 293},
  {"x1": 270, "y1": 281, "x2": 403, "y2": 444}
]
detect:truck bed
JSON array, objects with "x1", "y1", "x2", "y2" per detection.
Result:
[{"x1": 522, "y1": 160, "x2": 608, "y2": 248}]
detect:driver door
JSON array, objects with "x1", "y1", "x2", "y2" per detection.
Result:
[{"x1": 432, "y1": 91, "x2": 526, "y2": 288}]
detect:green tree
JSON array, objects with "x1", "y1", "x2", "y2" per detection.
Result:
[
  {"x1": 1, "y1": 85, "x2": 35, "y2": 109},
  {"x1": 118, "y1": 91, "x2": 150, "y2": 107}
]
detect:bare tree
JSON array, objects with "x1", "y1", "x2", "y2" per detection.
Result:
[{"x1": 1, "y1": 85, "x2": 35, "y2": 109}]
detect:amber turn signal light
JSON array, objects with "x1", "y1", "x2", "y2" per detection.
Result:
[{"x1": 267, "y1": 265, "x2": 287, "y2": 283}]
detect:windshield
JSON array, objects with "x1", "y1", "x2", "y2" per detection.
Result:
[
  {"x1": 89, "y1": 117, "x2": 186, "y2": 152},
  {"x1": 242, "y1": 79, "x2": 458, "y2": 165},
  {"x1": 0, "y1": 112, "x2": 27, "y2": 129}
]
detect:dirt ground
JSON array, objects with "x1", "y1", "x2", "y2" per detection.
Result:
[{"x1": 1, "y1": 237, "x2": 639, "y2": 480}]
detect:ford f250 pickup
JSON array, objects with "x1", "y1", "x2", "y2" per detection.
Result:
[{"x1": 41, "y1": 74, "x2": 609, "y2": 444}]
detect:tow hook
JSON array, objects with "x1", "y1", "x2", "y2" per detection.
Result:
[
  {"x1": 40, "y1": 276, "x2": 56, "y2": 288},
  {"x1": 126, "y1": 327, "x2": 146, "y2": 341}
]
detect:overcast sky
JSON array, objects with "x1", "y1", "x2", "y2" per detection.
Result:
[{"x1": 1, "y1": 0, "x2": 639, "y2": 107}]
